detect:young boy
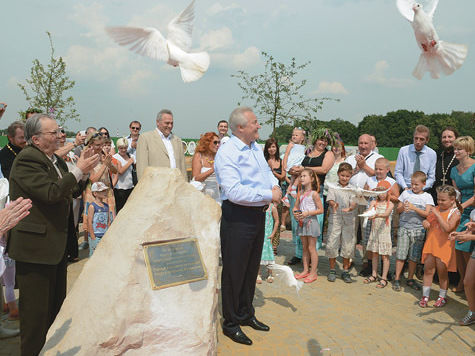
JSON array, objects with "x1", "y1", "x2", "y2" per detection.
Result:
[
  {"x1": 360, "y1": 157, "x2": 400, "y2": 276},
  {"x1": 393, "y1": 171, "x2": 434, "y2": 291},
  {"x1": 326, "y1": 162, "x2": 358, "y2": 283},
  {"x1": 87, "y1": 182, "x2": 111, "y2": 257}
]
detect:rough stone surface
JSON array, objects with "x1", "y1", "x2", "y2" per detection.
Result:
[{"x1": 41, "y1": 167, "x2": 221, "y2": 356}]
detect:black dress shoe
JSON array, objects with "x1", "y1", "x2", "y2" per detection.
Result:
[
  {"x1": 223, "y1": 327, "x2": 252, "y2": 345},
  {"x1": 287, "y1": 256, "x2": 301, "y2": 265},
  {"x1": 241, "y1": 317, "x2": 270, "y2": 332}
]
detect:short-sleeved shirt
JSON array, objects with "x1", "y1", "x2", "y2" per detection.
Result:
[
  {"x1": 398, "y1": 190, "x2": 434, "y2": 229},
  {"x1": 326, "y1": 183, "x2": 356, "y2": 213},
  {"x1": 345, "y1": 151, "x2": 383, "y2": 188}
]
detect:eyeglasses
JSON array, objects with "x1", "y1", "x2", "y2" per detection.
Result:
[
  {"x1": 131, "y1": 126, "x2": 140, "y2": 130},
  {"x1": 212, "y1": 140, "x2": 220, "y2": 145}
]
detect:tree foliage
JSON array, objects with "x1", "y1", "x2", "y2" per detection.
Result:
[
  {"x1": 232, "y1": 51, "x2": 331, "y2": 136},
  {"x1": 18, "y1": 32, "x2": 78, "y2": 126}
]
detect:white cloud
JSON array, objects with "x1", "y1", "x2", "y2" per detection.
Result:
[
  {"x1": 207, "y1": 2, "x2": 243, "y2": 16},
  {"x1": 315, "y1": 81, "x2": 349, "y2": 95},
  {"x1": 119, "y1": 69, "x2": 154, "y2": 96},
  {"x1": 200, "y1": 27, "x2": 233, "y2": 51},
  {"x1": 70, "y1": 3, "x2": 109, "y2": 41},
  {"x1": 127, "y1": 4, "x2": 175, "y2": 30},
  {"x1": 365, "y1": 60, "x2": 413, "y2": 88},
  {"x1": 212, "y1": 47, "x2": 261, "y2": 69}
]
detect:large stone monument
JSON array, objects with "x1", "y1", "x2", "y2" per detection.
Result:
[{"x1": 41, "y1": 168, "x2": 221, "y2": 355}]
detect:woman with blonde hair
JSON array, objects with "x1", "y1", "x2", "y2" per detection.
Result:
[
  {"x1": 113, "y1": 137, "x2": 136, "y2": 212},
  {"x1": 450, "y1": 135, "x2": 475, "y2": 293},
  {"x1": 192, "y1": 132, "x2": 221, "y2": 203}
]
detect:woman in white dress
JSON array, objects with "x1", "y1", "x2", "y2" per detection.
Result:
[{"x1": 191, "y1": 132, "x2": 221, "y2": 204}]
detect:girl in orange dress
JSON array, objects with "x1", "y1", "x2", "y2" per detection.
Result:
[{"x1": 420, "y1": 185, "x2": 462, "y2": 308}]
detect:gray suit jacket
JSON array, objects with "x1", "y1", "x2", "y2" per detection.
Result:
[{"x1": 136, "y1": 129, "x2": 186, "y2": 180}]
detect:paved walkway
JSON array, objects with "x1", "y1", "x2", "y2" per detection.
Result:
[{"x1": 1, "y1": 231, "x2": 474, "y2": 355}]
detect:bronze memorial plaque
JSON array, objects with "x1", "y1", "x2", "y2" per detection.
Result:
[{"x1": 143, "y1": 238, "x2": 207, "y2": 290}]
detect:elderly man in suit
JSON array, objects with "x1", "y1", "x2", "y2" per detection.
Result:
[
  {"x1": 7, "y1": 113, "x2": 99, "y2": 356},
  {"x1": 136, "y1": 109, "x2": 186, "y2": 180}
]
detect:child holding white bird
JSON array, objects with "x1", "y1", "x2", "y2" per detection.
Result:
[
  {"x1": 293, "y1": 168, "x2": 324, "y2": 284},
  {"x1": 363, "y1": 180, "x2": 394, "y2": 288},
  {"x1": 326, "y1": 163, "x2": 357, "y2": 283},
  {"x1": 257, "y1": 203, "x2": 279, "y2": 284}
]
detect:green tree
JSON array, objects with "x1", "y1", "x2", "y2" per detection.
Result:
[
  {"x1": 232, "y1": 51, "x2": 331, "y2": 136},
  {"x1": 272, "y1": 124, "x2": 294, "y2": 144},
  {"x1": 18, "y1": 32, "x2": 79, "y2": 126}
]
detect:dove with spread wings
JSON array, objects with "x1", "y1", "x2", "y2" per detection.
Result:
[
  {"x1": 106, "y1": 0, "x2": 210, "y2": 83},
  {"x1": 325, "y1": 182, "x2": 390, "y2": 206},
  {"x1": 396, "y1": 0, "x2": 468, "y2": 79}
]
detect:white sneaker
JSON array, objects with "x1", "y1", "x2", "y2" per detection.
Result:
[{"x1": 0, "y1": 325, "x2": 20, "y2": 339}]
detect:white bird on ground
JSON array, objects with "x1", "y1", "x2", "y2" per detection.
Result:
[
  {"x1": 325, "y1": 182, "x2": 389, "y2": 205},
  {"x1": 267, "y1": 264, "x2": 303, "y2": 294},
  {"x1": 396, "y1": 0, "x2": 468, "y2": 79},
  {"x1": 106, "y1": 0, "x2": 210, "y2": 83}
]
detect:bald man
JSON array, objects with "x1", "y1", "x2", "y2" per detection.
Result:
[{"x1": 345, "y1": 134, "x2": 383, "y2": 275}]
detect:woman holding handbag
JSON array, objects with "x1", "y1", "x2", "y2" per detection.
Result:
[{"x1": 113, "y1": 137, "x2": 136, "y2": 212}]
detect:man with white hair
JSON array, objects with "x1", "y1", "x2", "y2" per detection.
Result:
[
  {"x1": 215, "y1": 107, "x2": 281, "y2": 346},
  {"x1": 136, "y1": 109, "x2": 186, "y2": 180}
]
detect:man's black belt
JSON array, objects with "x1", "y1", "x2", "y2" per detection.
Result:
[{"x1": 224, "y1": 200, "x2": 268, "y2": 212}]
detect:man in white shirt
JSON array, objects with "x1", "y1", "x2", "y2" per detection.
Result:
[
  {"x1": 345, "y1": 134, "x2": 383, "y2": 273},
  {"x1": 136, "y1": 110, "x2": 186, "y2": 180},
  {"x1": 126, "y1": 120, "x2": 141, "y2": 157},
  {"x1": 217, "y1": 120, "x2": 230, "y2": 145}
]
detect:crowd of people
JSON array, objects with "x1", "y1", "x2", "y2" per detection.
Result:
[{"x1": 0, "y1": 101, "x2": 474, "y2": 352}]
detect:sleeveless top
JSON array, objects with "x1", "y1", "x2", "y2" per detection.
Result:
[
  {"x1": 299, "y1": 190, "x2": 316, "y2": 212},
  {"x1": 91, "y1": 202, "x2": 109, "y2": 238},
  {"x1": 302, "y1": 149, "x2": 328, "y2": 186},
  {"x1": 200, "y1": 155, "x2": 221, "y2": 203}
]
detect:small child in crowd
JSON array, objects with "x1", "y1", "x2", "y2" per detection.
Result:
[
  {"x1": 0, "y1": 235, "x2": 18, "y2": 320},
  {"x1": 293, "y1": 168, "x2": 324, "y2": 284},
  {"x1": 393, "y1": 171, "x2": 434, "y2": 292},
  {"x1": 326, "y1": 163, "x2": 357, "y2": 283},
  {"x1": 257, "y1": 202, "x2": 279, "y2": 284},
  {"x1": 363, "y1": 180, "x2": 394, "y2": 288},
  {"x1": 419, "y1": 185, "x2": 462, "y2": 308},
  {"x1": 282, "y1": 128, "x2": 306, "y2": 174},
  {"x1": 361, "y1": 157, "x2": 399, "y2": 276},
  {"x1": 87, "y1": 182, "x2": 111, "y2": 257}
]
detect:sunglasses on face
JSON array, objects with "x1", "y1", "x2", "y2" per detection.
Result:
[
  {"x1": 131, "y1": 126, "x2": 140, "y2": 130},
  {"x1": 100, "y1": 131, "x2": 109, "y2": 136},
  {"x1": 212, "y1": 140, "x2": 220, "y2": 145}
]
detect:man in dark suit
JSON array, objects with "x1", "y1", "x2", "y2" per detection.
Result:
[
  {"x1": 0, "y1": 121, "x2": 26, "y2": 179},
  {"x1": 7, "y1": 113, "x2": 99, "y2": 356}
]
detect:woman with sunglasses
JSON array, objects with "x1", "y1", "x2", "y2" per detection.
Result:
[
  {"x1": 98, "y1": 127, "x2": 116, "y2": 154},
  {"x1": 191, "y1": 132, "x2": 221, "y2": 203}
]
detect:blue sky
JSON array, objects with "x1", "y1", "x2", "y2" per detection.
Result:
[{"x1": 1, "y1": 0, "x2": 473, "y2": 139}]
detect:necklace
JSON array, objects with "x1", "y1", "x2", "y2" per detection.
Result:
[
  {"x1": 441, "y1": 151, "x2": 456, "y2": 185},
  {"x1": 6, "y1": 143, "x2": 18, "y2": 157}
]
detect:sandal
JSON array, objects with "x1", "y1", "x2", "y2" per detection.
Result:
[
  {"x1": 295, "y1": 272, "x2": 310, "y2": 280},
  {"x1": 392, "y1": 280, "x2": 402, "y2": 292},
  {"x1": 419, "y1": 296, "x2": 429, "y2": 308},
  {"x1": 304, "y1": 275, "x2": 318, "y2": 284},
  {"x1": 376, "y1": 279, "x2": 388, "y2": 288},
  {"x1": 364, "y1": 275, "x2": 378, "y2": 284},
  {"x1": 256, "y1": 275, "x2": 262, "y2": 284},
  {"x1": 266, "y1": 275, "x2": 274, "y2": 283},
  {"x1": 406, "y1": 279, "x2": 421, "y2": 291},
  {"x1": 434, "y1": 296, "x2": 447, "y2": 308}
]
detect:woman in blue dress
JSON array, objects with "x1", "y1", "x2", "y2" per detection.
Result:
[{"x1": 450, "y1": 136, "x2": 475, "y2": 293}]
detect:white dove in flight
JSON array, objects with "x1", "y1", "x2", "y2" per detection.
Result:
[
  {"x1": 106, "y1": 0, "x2": 210, "y2": 83},
  {"x1": 396, "y1": 0, "x2": 468, "y2": 79}
]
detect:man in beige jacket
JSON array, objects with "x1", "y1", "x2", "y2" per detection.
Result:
[{"x1": 136, "y1": 109, "x2": 186, "y2": 180}]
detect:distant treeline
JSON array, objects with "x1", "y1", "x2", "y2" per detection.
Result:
[{"x1": 273, "y1": 110, "x2": 475, "y2": 151}]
